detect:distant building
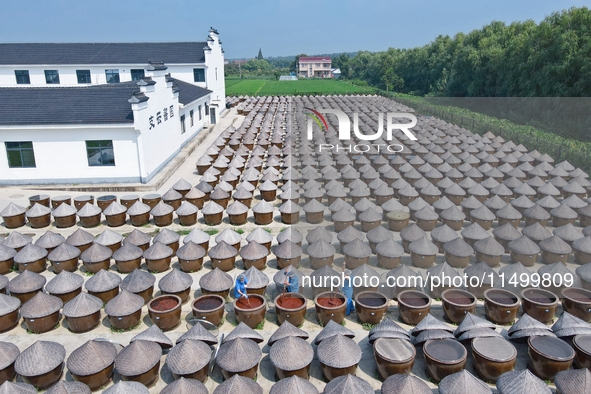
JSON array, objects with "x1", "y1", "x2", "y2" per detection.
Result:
[
  {"x1": 332, "y1": 68, "x2": 341, "y2": 79},
  {"x1": 0, "y1": 28, "x2": 226, "y2": 185},
  {"x1": 298, "y1": 57, "x2": 332, "y2": 78}
]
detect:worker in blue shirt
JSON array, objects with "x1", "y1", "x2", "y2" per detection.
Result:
[
  {"x1": 341, "y1": 262, "x2": 354, "y2": 315},
  {"x1": 284, "y1": 270, "x2": 300, "y2": 293},
  {"x1": 234, "y1": 274, "x2": 249, "y2": 299}
]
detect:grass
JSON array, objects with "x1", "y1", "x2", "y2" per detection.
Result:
[
  {"x1": 175, "y1": 229, "x2": 192, "y2": 236},
  {"x1": 233, "y1": 229, "x2": 245, "y2": 235},
  {"x1": 254, "y1": 321, "x2": 265, "y2": 330},
  {"x1": 205, "y1": 229, "x2": 219, "y2": 236},
  {"x1": 142, "y1": 223, "x2": 152, "y2": 228},
  {"x1": 83, "y1": 270, "x2": 94, "y2": 276},
  {"x1": 225, "y1": 78, "x2": 376, "y2": 96},
  {"x1": 263, "y1": 227, "x2": 272, "y2": 233},
  {"x1": 110, "y1": 320, "x2": 141, "y2": 333},
  {"x1": 280, "y1": 227, "x2": 287, "y2": 232},
  {"x1": 361, "y1": 322, "x2": 377, "y2": 331}
]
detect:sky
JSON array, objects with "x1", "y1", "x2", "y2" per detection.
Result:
[{"x1": 0, "y1": 0, "x2": 588, "y2": 59}]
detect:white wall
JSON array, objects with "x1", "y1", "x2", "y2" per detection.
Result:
[
  {"x1": 0, "y1": 125, "x2": 140, "y2": 184},
  {"x1": 203, "y1": 31, "x2": 226, "y2": 114}
]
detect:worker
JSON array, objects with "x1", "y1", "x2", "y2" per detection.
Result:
[
  {"x1": 341, "y1": 262, "x2": 354, "y2": 315},
  {"x1": 283, "y1": 270, "x2": 299, "y2": 293},
  {"x1": 234, "y1": 274, "x2": 249, "y2": 299}
]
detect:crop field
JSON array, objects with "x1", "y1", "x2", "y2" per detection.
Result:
[{"x1": 225, "y1": 78, "x2": 376, "y2": 96}]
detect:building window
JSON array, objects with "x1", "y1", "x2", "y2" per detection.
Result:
[
  {"x1": 14, "y1": 70, "x2": 30, "y2": 84},
  {"x1": 180, "y1": 115, "x2": 186, "y2": 134},
  {"x1": 44, "y1": 70, "x2": 60, "y2": 84},
  {"x1": 86, "y1": 140, "x2": 115, "y2": 166},
  {"x1": 198, "y1": 105, "x2": 202, "y2": 121},
  {"x1": 76, "y1": 70, "x2": 91, "y2": 84},
  {"x1": 215, "y1": 67, "x2": 218, "y2": 81},
  {"x1": 190, "y1": 110, "x2": 194, "y2": 127},
  {"x1": 193, "y1": 69, "x2": 205, "y2": 82},
  {"x1": 105, "y1": 69, "x2": 120, "y2": 84},
  {"x1": 5, "y1": 142, "x2": 36, "y2": 168},
  {"x1": 205, "y1": 103, "x2": 209, "y2": 116},
  {"x1": 131, "y1": 69, "x2": 145, "y2": 81}
]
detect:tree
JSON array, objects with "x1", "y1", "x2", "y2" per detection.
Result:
[
  {"x1": 290, "y1": 54, "x2": 308, "y2": 73},
  {"x1": 257, "y1": 48, "x2": 264, "y2": 60},
  {"x1": 381, "y1": 67, "x2": 404, "y2": 91}
]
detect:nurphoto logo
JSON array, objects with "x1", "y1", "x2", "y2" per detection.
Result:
[{"x1": 305, "y1": 107, "x2": 418, "y2": 153}]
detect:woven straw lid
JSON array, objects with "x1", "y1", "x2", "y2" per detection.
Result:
[
  {"x1": 317, "y1": 334, "x2": 361, "y2": 368},
  {"x1": 306, "y1": 239, "x2": 335, "y2": 259},
  {"x1": 269, "y1": 376, "x2": 319, "y2": 394},
  {"x1": 337, "y1": 226, "x2": 364, "y2": 244},
  {"x1": 400, "y1": 224, "x2": 426, "y2": 243},
  {"x1": 161, "y1": 378, "x2": 208, "y2": 394},
  {"x1": 121, "y1": 269, "x2": 155, "y2": 293},
  {"x1": 573, "y1": 236, "x2": 591, "y2": 254},
  {"x1": 0, "y1": 293, "x2": 20, "y2": 315},
  {"x1": 465, "y1": 262, "x2": 498, "y2": 285},
  {"x1": 45, "y1": 381, "x2": 90, "y2": 394},
  {"x1": 216, "y1": 337, "x2": 261, "y2": 372},
  {"x1": 414, "y1": 206, "x2": 439, "y2": 221},
  {"x1": 63, "y1": 292, "x2": 102, "y2": 318},
  {"x1": 95, "y1": 229, "x2": 123, "y2": 247},
  {"x1": 268, "y1": 321, "x2": 309, "y2": 346},
  {"x1": 431, "y1": 224, "x2": 460, "y2": 244},
  {"x1": 26, "y1": 203, "x2": 51, "y2": 218},
  {"x1": 210, "y1": 188, "x2": 230, "y2": 201},
  {"x1": 154, "y1": 228, "x2": 181, "y2": 245},
  {"x1": 162, "y1": 188, "x2": 183, "y2": 201},
  {"x1": 201, "y1": 201, "x2": 224, "y2": 215},
  {"x1": 440, "y1": 206, "x2": 466, "y2": 221},
  {"x1": 150, "y1": 201, "x2": 174, "y2": 216},
  {"x1": 80, "y1": 243, "x2": 112, "y2": 263},
  {"x1": 14, "y1": 243, "x2": 48, "y2": 264},
  {"x1": 539, "y1": 235, "x2": 572, "y2": 254},
  {"x1": 302, "y1": 199, "x2": 324, "y2": 214},
  {"x1": 539, "y1": 262, "x2": 573, "y2": 284},
  {"x1": 48, "y1": 242, "x2": 81, "y2": 262},
  {"x1": 508, "y1": 236, "x2": 540, "y2": 254},
  {"x1": 212, "y1": 374, "x2": 263, "y2": 394},
  {"x1": 0, "y1": 244, "x2": 16, "y2": 261},
  {"x1": 166, "y1": 338, "x2": 211, "y2": 375},
  {"x1": 103, "y1": 201, "x2": 127, "y2": 216},
  {"x1": 104, "y1": 289, "x2": 144, "y2": 317},
  {"x1": 359, "y1": 207, "x2": 382, "y2": 222},
  {"x1": 224, "y1": 321, "x2": 264, "y2": 344},
  {"x1": 0, "y1": 202, "x2": 26, "y2": 217},
  {"x1": 554, "y1": 223, "x2": 584, "y2": 242},
  {"x1": 143, "y1": 241, "x2": 173, "y2": 260},
  {"x1": 199, "y1": 267, "x2": 233, "y2": 292},
  {"x1": 240, "y1": 241, "x2": 268, "y2": 261},
  {"x1": 270, "y1": 336, "x2": 313, "y2": 371},
  {"x1": 159, "y1": 269, "x2": 193, "y2": 293},
  {"x1": 411, "y1": 313, "x2": 454, "y2": 336},
  {"x1": 523, "y1": 204, "x2": 551, "y2": 220},
  {"x1": 8, "y1": 270, "x2": 46, "y2": 294},
  {"x1": 552, "y1": 311, "x2": 589, "y2": 331},
  {"x1": 67, "y1": 339, "x2": 117, "y2": 376},
  {"x1": 460, "y1": 196, "x2": 483, "y2": 210},
  {"x1": 443, "y1": 237, "x2": 474, "y2": 257},
  {"x1": 0, "y1": 382, "x2": 35, "y2": 394},
  {"x1": 369, "y1": 318, "x2": 409, "y2": 338},
  {"x1": 176, "y1": 321, "x2": 218, "y2": 345},
  {"x1": 454, "y1": 312, "x2": 496, "y2": 336},
  {"x1": 508, "y1": 314, "x2": 551, "y2": 335},
  {"x1": 273, "y1": 240, "x2": 302, "y2": 260},
  {"x1": 439, "y1": 370, "x2": 492, "y2": 394},
  {"x1": 461, "y1": 222, "x2": 490, "y2": 241},
  {"x1": 103, "y1": 381, "x2": 149, "y2": 394},
  {"x1": 65, "y1": 229, "x2": 94, "y2": 248},
  {"x1": 278, "y1": 201, "x2": 301, "y2": 214},
  {"x1": 246, "y1": 228, "x2": 273, "y2": 245},
  {"x1": 15, "y1": 340, "x2": 65, "y2": 377},
  {"x1": 306, "y1": 227, "x2": 332, "y2": 244},
  {"x1": 112, "y1": 242, "x2": 143, "y2": 262},
  {"x1": 470, "y1": 205, "x2": 496, "y2": 221},
  {"x1": 127, "y1": 201, "x2": 151, "y2": 216},
  {"x1": 381, "y1": 374, "x2": 432, "y2": 394},
  {"x1": 46, "y1": 270, "x2": 84, "y2": 294},
  {"x1": 412, "y1": 329, "x2": 456, "y2": 345},
  {"x1": 35, "y1": 231, "x2": 65, "y2": 249},
  {"x1": 252, "y1": 200, "x2": 274, "y2": 214},
  {"x1": 473, "y1": 236, "x2": 505, "y2": 256},
  {"x1": 85, "y1": 269, "x2": 121, "y2": 292},
  {"x1": 343, "y1": 239, "x2": 372, "y2": 259},
  {"x1": 332, "y1": 207, "x2": 356, "y2": 222},
  {"x1": 226, "y1": 201, "x2": 248, "y2": 215},
  {"x1": 496, "y1": 369, "x2": 551, "y2": 394},
  {"x1": 21, "y1": 291, "x2": 62, "y2": 318},
  {"x1": 172, "y1": 178, "x2": 192, "y2": 191},
  {"x1": 183, "y1": 228, "x2": 210, "y2": 245},
  {"x1": 115, "y1": 340, "x2": 161, "y2": 376},
  {"x1": 409, "y1": 236, "x2": 438, "y2": 255},
  {"x1": 550, "y1": 203, "x2": 578, "y2": 219},
  {"x1": 0, "y1": 341, "x2": 19, "y2": 370},
  {"x1": 323, "y1": 374, "x2": 373, "y2": 394},
  {"x1": 375, "y1": 238, "x2": 404, "y2": 258},
  {"x1": 131, "y1": 324, "x2": 174, "y2": 348},
  {"x1": 2, "y1": 232, "x2": 32, "y2": 249},
  {"x1": 77, "y1": 203, "x2": 101, "y2": 217},
  {"x1": 208, "y1": 241, "x2": 238, "y2": 260},
  {"x1": 367, "y1": 226, "x2": 393, "y2": 244},
  {"x1": 351, "y1": 263, "x2": 379, "y2": 283},
  {"x1": 309, "y1": 264, "x2": 339, "y2": 282},
  {"x1": 492, "y1": 223, "x2": 522, "y2": 241},
  {"x1": 0, "y1": 276, "x2": 6, "y2": 293},
  {"x1": 233, "y1": 187, "x2": 253, "y2": 201},
  {"x1": 243, "y1": 266, "x2": 269, "y2": 289},
  {"x1": 176, "y1": 241, "x2": 206, "y2": 261},
  {"x1": 555, "y1": 368, "x2": 591, "y2": 394}
]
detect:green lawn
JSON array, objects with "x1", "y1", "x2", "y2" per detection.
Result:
[{"x1": 225, "y1": 79, "x2": 376, "y2": 96}]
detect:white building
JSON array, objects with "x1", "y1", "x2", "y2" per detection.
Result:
[{"x1": 0, "y1": 29, "x2": 226, "y2": 185}]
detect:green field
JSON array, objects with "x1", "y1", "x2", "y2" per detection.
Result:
[{"x1": 225, "y1": 78, "x2": 376, "y2": 96}]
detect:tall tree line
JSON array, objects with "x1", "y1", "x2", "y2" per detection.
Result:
[{"x1": 337, "y1": 7, "x2": 591, "y2": 97}]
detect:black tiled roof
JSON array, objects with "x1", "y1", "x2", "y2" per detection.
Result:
[
  {"x1": 0, "y1": 42, "x2": 207, "y2": 65},
  {"x1": 0, "y1": 79, "x2": 211, "y2": 126}
]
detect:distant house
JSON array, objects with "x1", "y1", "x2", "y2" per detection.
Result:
[
  {"x1": 298, "y1": 57, "x2": 332, "y2": 78},
  {"x1": 332, "y1": 68, "x2": 341, "y2": 79}
]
